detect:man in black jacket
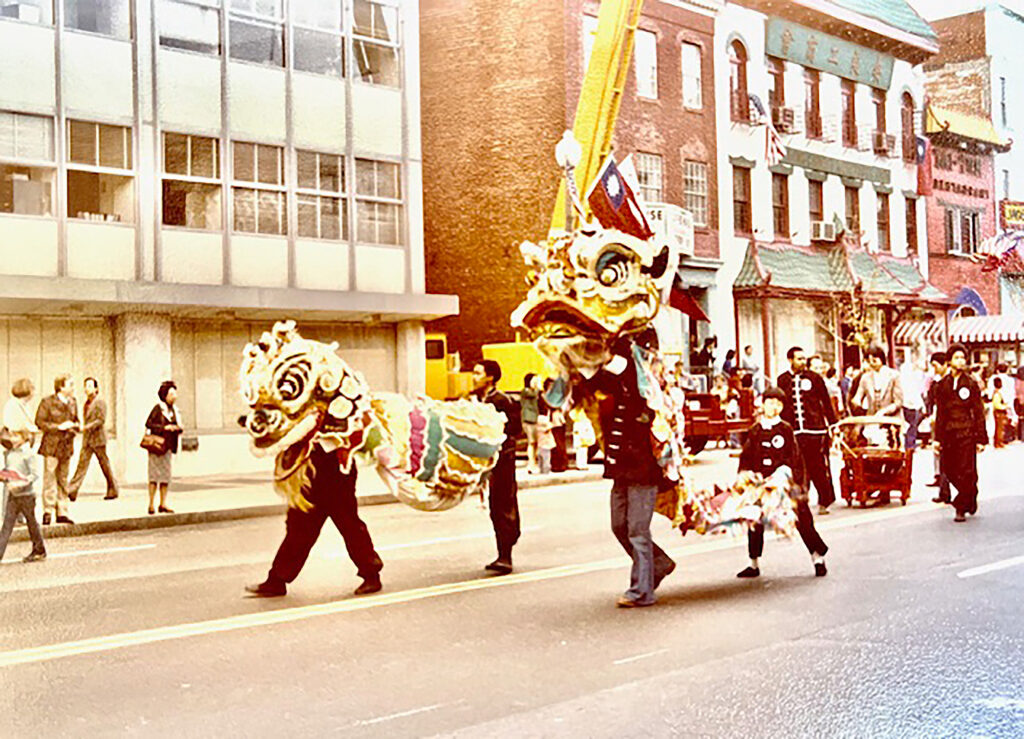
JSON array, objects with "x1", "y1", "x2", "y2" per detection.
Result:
[
  {"x1": 472, "y1": 359, "x2": 522, "y2": 574},
  {"x1": 34, "y1": 374, "x2": 80, "y2": 525},
  {"x1": 777, "y1": 346, "x2": 838, "y2": 514},
  {"x1": 933, "y1": 344, "x2": 987, "y2": 522},
  {"x1": 924, "y1": 351, "x2": 951, "y2": 503},
  {"x1": 737, "y1": 387, "x2": 828, "y2": 578}
]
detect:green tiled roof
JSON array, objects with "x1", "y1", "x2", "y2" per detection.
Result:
[
  {"x1": 849, "y1": 250, "x2": 910, "y2": 294},
  {"x1": 831, "y1": 0, "x2": 937, "y2": 40},
  {"x1": 878, "y1": 257, "x2": 950, "y2": 302}
]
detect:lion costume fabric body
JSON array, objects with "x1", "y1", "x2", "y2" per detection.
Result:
[
  {"x1": 239, "y1": 321, "x2": 506, "y2": 512},
  {"x1": 511, "y1": 225, "x2": 799, "y2": 538}
]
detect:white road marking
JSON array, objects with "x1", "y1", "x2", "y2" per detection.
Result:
[
  {"x1": 613, "y1": 649, "x2": 667, "y2": 666},
  {"x1": 0, "y1": 501, "x2": 946, "y2": 669},
  {"x1": 1, "y1": 544, "x2": 156, "y2": 565},
  {"x1": 355, "y1": 702, "x2": 449, "y2": 726},
  {"x1": 348, "y1": 526, "x2": 544, "y2": 555},
  {"x1": 957, "y1": 555, "x2": 1024, "y2": 579}
]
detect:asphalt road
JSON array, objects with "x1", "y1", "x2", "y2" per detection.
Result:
[{"x1": 0, "y1": 474, "x2": 1022, "y2": 738}]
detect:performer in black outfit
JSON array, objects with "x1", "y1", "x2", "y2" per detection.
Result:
[
  {"x1": 933, "y1": 344, "x2": 988, "y2": 522},
  {"x1": 776, "y1": 346, "x2": 838, "y2": 515},
  {"x1": 737, "y1": 387, "x2": 829, "y2": 578},
  {"x1": 246, "y1": 445, "x2": 383, "y2": 597},
  {"x1": 472, "y1": 359, "x2": 522, "y2": 574}
]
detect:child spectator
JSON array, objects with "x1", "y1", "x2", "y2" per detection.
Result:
[{"x1": 0, "y1": 429, "x2": 46, "y2": 563}]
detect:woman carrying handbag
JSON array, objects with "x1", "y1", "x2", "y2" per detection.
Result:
[{"x1": 143, "y1": 381, "x2": 183, "y2": 515}]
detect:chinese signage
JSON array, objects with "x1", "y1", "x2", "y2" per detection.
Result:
[
  {"x1": 765, "y1": 19, "x2": 895, "y2": 90},
  {"x1": 1001, "y1": 200, "x2": 1024, "y2": 230}
]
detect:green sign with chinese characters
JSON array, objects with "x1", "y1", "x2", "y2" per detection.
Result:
[{"x1": 765, "y1": 18, "x2": 895, "y2": 90}]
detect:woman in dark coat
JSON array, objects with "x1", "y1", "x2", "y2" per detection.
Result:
[{"x1": 145, "y1": 381, "x2": 183, "y2": 514}]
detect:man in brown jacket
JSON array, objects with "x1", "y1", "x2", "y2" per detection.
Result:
[
  {"x1": 34, "y1": 374, "x2": 80, "y2": 525},
  {"x1": 68, "y1": 377, "x2": 118, "y2": 501}
]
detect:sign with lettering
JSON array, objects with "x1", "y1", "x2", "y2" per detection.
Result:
[
  {"x1": 765, "y1": 19, "x2": 895, "y2": 90},
  {"x1": 1001, "y1": 200, "x2": 1024, "y2": 230}
]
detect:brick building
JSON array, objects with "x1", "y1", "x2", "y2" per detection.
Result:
[{"x1": 420, "y1": 0, "x2": 723, "y2": 363}]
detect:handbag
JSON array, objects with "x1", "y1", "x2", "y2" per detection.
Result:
[{"x1": 140, "y1": 433, "x2": 167, "y2": 454}]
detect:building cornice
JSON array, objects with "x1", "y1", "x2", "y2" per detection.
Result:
[{"x1": 659, "y1": 0, "x2": 725, "y2": 18}]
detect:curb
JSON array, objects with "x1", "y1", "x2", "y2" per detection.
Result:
[{"x1": 11, "y1": 473, "x2": 605, "y2": 543}]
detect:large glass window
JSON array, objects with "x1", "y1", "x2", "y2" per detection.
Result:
[
  {"x1": 772, "y1": 173, "x2": 789, "y2": 239},
  {"x1": 158, "y1": 0, "x2": 220, "y2": 55},
  {"x1": 355, "y1": 158, "x2": 401, "y2": 244},
  {"x1": 0, "y1": 111, "x2": 55, "y2": 216},
  {"x1": 684, "y1": 160, "x2": 707, "y2": 228},
  {"x1": 352, "y1": 0, "x2": 400, "y2": 87},
  {"x1": 66, "y1": 120, "x2": 133, "y2": 223},
  {"x1": 296, "y1": 149, "x2": 346, "y2": 240},
  {"x1": 732, "y1": 165, "x2": 751, "y2": 234},
  {"x1": 63, "y1": 0, "x2": 130, "y2": 38},
  {"x1": 229, "y1": 0, "x2": 283, "y2": 67},
  {"x1": 634, "y1": 29, "x2": 657, "y2": 99},
  {"x1": 232, "y1": 141, "x2": 286, "y2": 234},
  {"x1": 635, "y1": 152, "x2": 662, "y2": 202},
  {"x1": 0, "y1": 0, "x2": 53, "y2": 24},
  {"x1": 681, "y1": 42, "x2": 701, "y2": 109},
  {"x1": 162, "y1": 133, "x2": 221, "y2": 230},
  {"x1": 292, "y1": 0, "x2": 343, "y2": 76}
]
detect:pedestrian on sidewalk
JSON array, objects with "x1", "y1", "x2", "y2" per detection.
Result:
[
  {"x1": 925, "y1": 351, "x2": 951, "y2": 503},
  {"x1": 777, "y1": 346, "x2": 838, "y2": 515},
  {"x1": 34, "y1": 374, "x2": 79, "y2": 526},
  {"x1": 991, "y1": 377, "x2": 1008, "y2": 449},
  {"x1": 68, "y1": 377, "x2": 118, "y2": 501},
  {"x1": 0, "y1": 429, "x2": 46, "y2": 563},
  {"x1": 2, "y1": 378, "x2": 38, "y2": 522},
  {"x1": 472, "y1": 359, "x2": 522, "y2": 575},
  {"x1": 536, "y1": 411, "x2": 554, "y2": 474},
  {"x1": 145, "y1": 381, "x2": 183, "y2": 515},
  {"x1": 735, "y1": 387, "x2": 828, "y2": 580},
  {"x1": 246, "y1": 445, "x2": 383, "y2": 598},
  {"x1": 520, "y1": 374, "x2": 541, "y2": 474},
  {"x1": 933, "y1": 345, "x2": 987, "y2": 523},
  {"x1": 899, "y1": 356, "x2": 927, "y2": 451}
]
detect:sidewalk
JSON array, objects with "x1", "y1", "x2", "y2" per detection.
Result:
[{"x1": 10, "y1": 464, "x2": 606, "y2": 543}]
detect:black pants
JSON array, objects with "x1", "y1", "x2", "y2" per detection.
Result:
[
  {"x1": 941, "y1": 441, "x2": 979, "y2": 515},
  {"x1": 796, "y1": 433, "x2": 835, "y2": 508},
  {"x1": 69, "y1": 444, "x2": 118, "y2": 496},
  {"x1": 0, "y1": 495, "x2": 45, "y2": 560},
  {"x1": 488, "y1": 452, "x2": 520, "y2": 557},
  {"x1": 269, "y1": 449, "x2": 382, "y2": 584},
  {"x1": 748, "y1": 500, "x2": 828, "y2": 559}
]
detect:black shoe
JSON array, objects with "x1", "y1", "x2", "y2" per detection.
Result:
[
  {"x1": 245, "y1": 579, "x2": 286, "y2": 597},
  {"x1": 953, "y1": 512, "x2": 967, "y2": 523},
  {"x1": 354, "y1": 577, "x2": 382, "y2": 596},
  {"x1": 42, "y1": 513, "x2": 51, "y2": 526},
  {"x1": 925, "y1": 478, "x2": 940, "y2": 488},
  {"x1": 931, "y1": 496, "x2": 950, "y2": 504},
  {"x1": 485, "y1": 558, "x2": 513, "y2": 575},
  {"x1": 736, "y1": 566, "x2": 761, "y2": 579},
  {"x1": 104, "y1": 493, "x2": 119, "y2": 500},
  {"x1": 654, "y1": 561, "x2": 676, "y2": 590},
  {"x1": 23, "y1": 551, "x2": 47, "y2": 563},
  {"x1": 814, "y1": 562, "x2": 828, "y2": 577},
  {"x1": 68, "y1": 492, "x2": 77, "y2": 502},
  {"x1": 158, "y1": 506, "x2": 174, "y2": 514},
  {"x1": 55, "y1": 515, "x2": 74, "y2": 525}
]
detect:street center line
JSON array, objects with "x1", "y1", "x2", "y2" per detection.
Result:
[
  {"x1": 356, "y1": 702, "x2": 449, "y2": 726},
  {"x1": 0, "y1": 544, "x2": 156, "y2": 565},
  {"x1": 363, "y1": 526, "x2": 543, "y2": 554},
  {"x1": 613, "y1": 649, "x2": 667, "y2": 666},
  {"x1": 0, "y1": 502, "x2": 938, "y2": 669},
  {"x1": 957, "y1": 554, "x2": 1024, "y2": 579}
]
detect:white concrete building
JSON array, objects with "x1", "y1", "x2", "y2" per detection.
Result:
[
  {"x1": 712, "y1": 0, "x2": 940, "y2": 376},
  {"x1": 0, "y1": 0, "x2": 454, "y2": 484}
]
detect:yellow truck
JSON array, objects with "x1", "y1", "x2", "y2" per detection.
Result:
[{"x1": 425, "y1": 333, "x2": 555, "y2": 399}]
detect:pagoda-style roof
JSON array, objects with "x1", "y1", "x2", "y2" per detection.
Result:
[
  {"x1": 830, "y1": 0, "x2": 936, "y2": 42},
  {"x1": 926, "y1": 105, "x2": 1011, "y2": 152}
]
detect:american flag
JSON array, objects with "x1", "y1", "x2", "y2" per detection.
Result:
[{"x1": 749, "y1": 94, "x2": 786, "y2": 167}]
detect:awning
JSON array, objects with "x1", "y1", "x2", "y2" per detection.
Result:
[
  {"x1": 893, "y1": 319, "x2": 944, "y2": 346},
  {"x1": 950, "y1": 315, "x2": 1024, "y2": 344}
]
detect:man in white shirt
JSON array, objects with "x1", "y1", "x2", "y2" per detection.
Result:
[{"x1": 900, "y1": 357, "x2": 927, "y2": 450}]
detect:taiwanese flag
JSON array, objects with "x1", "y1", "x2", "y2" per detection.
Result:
[
  {"x1": 585, "y1": 155, "x2": 654, "y2": 240},
  {"x1": 916, "y1": 136, "x2": 933, "y2": 196},
  {"x1": 667, "y1": 277, "x2": 710, "y2": 322}
]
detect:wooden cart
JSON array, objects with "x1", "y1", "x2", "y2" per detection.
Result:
[{"x1": 835, "y1": 416, "x2": 912, "y2": 507}]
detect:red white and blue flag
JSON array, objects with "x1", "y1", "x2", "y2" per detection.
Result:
[
  {"x1": 749, "y1": 94, "x2": 786, "y2": 167},
  {"x1": 586, "y1": 155, "x2": 654, "y2": 240}
]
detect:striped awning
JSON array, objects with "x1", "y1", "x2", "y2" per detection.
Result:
[
  {"x1": 950, "y1": 314, "x2": 1024, "y2": 344},
  {"x1": 893, "y1": 320, "x2": 944, "y2": 346}
]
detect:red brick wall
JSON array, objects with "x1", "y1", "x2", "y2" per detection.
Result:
[{"x1": 927, "y1": 12, "x2": 986, "y2": 67}]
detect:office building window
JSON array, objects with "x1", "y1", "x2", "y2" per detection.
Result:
[
  {"x1": 232, "y1": 141, "x2": 286, "y2": 234},
  {"x1": 355, "y1": 158, "x2": 401, "y2": 244},
  {"x1": 945, "y1": 207, "x2": 980, "y2": 254},
  {"x1": 877, "y1": 193, "x2": 890, "y2": 252},
  {"x1": 684, "y1": 160, "x2": 708, "y2": 227},
  {"x1": 732, "y1": 165, "x2": 751, "y2": 234},
  {"x1": 771, "y1": 173, "x2": 789, "y2": 239},
  {"x1": 158, "y1": 0, "x2": 220, "y2": 55},
  {"x1": 353, "y1": 0, "x2": 400, "y2": 87},
  {"x1": 681, "y1": 42, "x2": 701, "y2": 109},
  {"x1": 162, "y1": 132, "x2": 221, "y2": 230},
  {"x1": 844, "y1": 185, "x2": 859, "y2": 234},
  {"x1": 767, "y1": 56, "x2": 784, "y2": 110},
  {"x1": 297, "y1": 149, "x2": 346, "y2": 240},
  {"x1": 804, "y1": 68, "x2": 821, "y2": 139},
  {"x1": 64, "y1": 0, "x2": 130, "y2": 38},
  {"x1": 905, "y1": 197, "x2": 917, "y2": 253},
  {"x1": 808, "y1": 179, "x2": 823, "y2": 224},
  {"x1": 635, "y1": 152, "x2": 662, "y2": 202},
  {"x1": 66, "y1": 120, "x2": 133, "y2": 222},
  {"x1": 0, "y1": 110, "x2": 55, "y2": 216},
  {"x1": 729, "y1": 40, "x2": 748, "y2": 122},
  {"x1": 292, "y1": 0, "x2": 344, "y2": 76},
  {"x1": 229, "y1": 0, "x2": 283, "y2": 67},
  {"x1": 0, "y1": 0, "x2": 53, "y2": 24},
  {"x1": 841, "y1": 80, "x2": 857, "y2": 148},
  {"x1": 901, "y1": 92, "x2": 915, "y2": 161},
  {"x1": 633, "y1": 29, "x2": 657, "y2": 99}
]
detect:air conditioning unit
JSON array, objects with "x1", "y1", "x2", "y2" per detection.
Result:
[
  {"x1": 811, "y1": 220, "x2": 837, "y2": 242},
  {"x1": 642, "y1": 202, "x2": 695, "y2": 257},
  {"x1": 873, "y1": 130, "x2": 896, "y2": 156},
  {"x1": 772, "y1": 106, "x2": 795, "y2": 133}
]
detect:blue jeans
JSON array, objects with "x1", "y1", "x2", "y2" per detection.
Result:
[
  {"x1": 610, "y1": 481, "x2": 674, "y2": 604},
  {"x1": 903, "y1": 408, "x2": 922, "y2": 450}
]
